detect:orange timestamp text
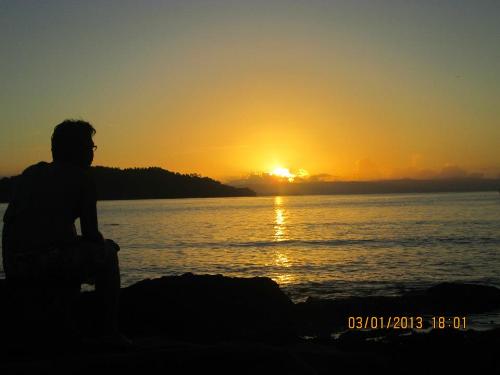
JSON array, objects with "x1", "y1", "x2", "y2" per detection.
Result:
[{"x1": 347, "y1": 316, "x2": 467, "y2": 330}]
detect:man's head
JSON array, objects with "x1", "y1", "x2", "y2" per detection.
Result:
[{"x1": 51, "y1": 119, "x2": 96, "y2": 168}]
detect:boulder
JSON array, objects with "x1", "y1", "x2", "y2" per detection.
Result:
[{"x1": 77, "y1": 273, "x2": 296, "y2": 342}]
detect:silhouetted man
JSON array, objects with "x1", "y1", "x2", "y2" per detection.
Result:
[{"x1": 2, "y1": 119, "x2": 130, "y2": 345}]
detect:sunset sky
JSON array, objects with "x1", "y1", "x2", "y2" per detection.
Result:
[{"x1": 1, "y1": 0, "x2": 499, "y2": 181}]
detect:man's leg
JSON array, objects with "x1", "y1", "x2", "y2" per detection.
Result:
[
  {"x1": 70, "y1": 239, "x2": 121, "y2": 333},
  {"x1": 69, "y1": 239, "x2": 132, "y2": 346},
  {"x1": 91, "y1": 240, "x2": 121, "y2": 333}
]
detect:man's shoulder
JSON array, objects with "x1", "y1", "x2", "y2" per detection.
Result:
[
  {"x1": 20, "y1": 161, "x2": 91, "y2": 184},
  {"x1": 22, "y1": 161, "x2": 50, "y2": 175},
  {"x1": 19, "y1": 162, "x2": 51, "y2": 182}
]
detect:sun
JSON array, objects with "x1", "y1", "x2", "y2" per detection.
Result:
[
  {"x1": 268, "y1": 165, "x2": 309, "y2": 182},
  {"x1": 271, "y1": 167, "x2": 293, "y2": 178},
  {"x1": 270, "y1": 166, "x2": 296, "y2": 182}
]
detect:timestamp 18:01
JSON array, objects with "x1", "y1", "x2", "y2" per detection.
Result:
[
  {"x1": 347, "y1": 316, "x2": 467, "y2": 330},
  {"x1": 432, "y1": 316, "x2": 467, "y2": 329}
]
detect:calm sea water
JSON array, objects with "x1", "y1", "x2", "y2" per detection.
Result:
[{"x1": 1, "y1": 192, "x2": 499, "y2": 302}]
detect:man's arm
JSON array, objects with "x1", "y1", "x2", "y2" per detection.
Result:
[
  {"x1": 80, "y1": 172, "x2": 104, "y2": 243},
  {"x1": 80, "y1": 199, "x2": 104, "y2": 243}
]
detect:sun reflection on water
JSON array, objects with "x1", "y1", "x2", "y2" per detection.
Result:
[
  {"x1": 273, "y1": 196, "x2": 287, "y2": 242},
  {"x1": 271, "y1": 196, "x2": 295, "y2": 284},
  {"x1": 274, "y1": 252, "x2": 291, "y2": 267},
  {"x1": 273, "y1": 273, "x2": 296, "y2": 285}
]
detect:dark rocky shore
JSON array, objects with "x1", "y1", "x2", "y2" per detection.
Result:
[{"x1": 1, "y1": 274, "x2": 499, "y2": 374}]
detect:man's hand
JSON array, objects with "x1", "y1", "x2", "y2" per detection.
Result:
[{"x1": 105, "y1": 238, "x2": 120, "y2": 252}]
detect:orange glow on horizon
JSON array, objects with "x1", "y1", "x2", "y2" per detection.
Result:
[{"x1": 1, "y1": 2, "x2": 499, "y2": 181}]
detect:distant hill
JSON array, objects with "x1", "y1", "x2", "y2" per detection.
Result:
[
  {"x1": 229, "y1": 178, "x2": 500, "y2": 196},
  {"x1": 0, "y1": 166, "x2": 256, "y2": 203}
]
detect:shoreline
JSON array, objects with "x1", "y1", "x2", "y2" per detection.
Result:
[
  {"x1": 2, "y1": 274, "x2": 500, "y2": 335},
  {"x1": 1, "y1": 274, "x2": 500, "y2": 373},
  {"x1": 1, "y1": 273, "x2": 500, "y2": 331},
  {"x1": 1, "y1": 187, "x2": 499, "y2": 205}
]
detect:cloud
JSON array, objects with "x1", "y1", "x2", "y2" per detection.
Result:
[
  {"x1": 227, "y1": 171, "x2": 337, "y2": 186},
  {"x1": 438, "y1": 165, "x2": 469, "y2": 179},
  {"x1": 307, "y1": 173, "x2": 337, "y2": 182},
  {"x1": 227, "y1": 162, "x2": 494, "y2": 187},
  {"x1": 389, "y1": 160, "x2": 489, "y2": 180},
  {"x1": 434, "y1": 165, "x2": 483, "y2": 179}
]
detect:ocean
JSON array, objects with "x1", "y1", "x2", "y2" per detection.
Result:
[{"x1": 1, "y1": 191, "x2": 499, "y2": 303}]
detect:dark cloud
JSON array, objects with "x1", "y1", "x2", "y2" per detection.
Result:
[{"x1": 437, "y1": 165, "x2": 485, "y2": 179}]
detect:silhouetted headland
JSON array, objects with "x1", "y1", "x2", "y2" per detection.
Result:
[
  {"x1": 1, "y1": 274, "x2": 499, "y2": 374},
  {"x1": 0, "y1": 166, "x2": 256, "y2": 203}
]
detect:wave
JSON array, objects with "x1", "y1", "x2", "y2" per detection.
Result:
[{"x1": 204, "y1": 236, "x2": 500, "y2": 249}]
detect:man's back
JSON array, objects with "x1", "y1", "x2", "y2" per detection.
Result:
[
  {"x1": 1, "y1": 119, "x2": 129, "y2": 345},
  {"x1": 2, "y1": 161, "x2": 95, "y2": 263}
]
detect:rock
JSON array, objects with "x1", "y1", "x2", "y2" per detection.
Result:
[
  {"x1": 420, "y1": 282, "x2": 500, "y2": 313},
  {"x1": 77, "y1": 273, "x2": 296, "y2": 342},
  {"x1": 294, "y1": 282, "x2": 500, "y2": 337},
  {"x1": 2, "y1": 277, "x2": 500, "y2": 345},
  {"x1": 1, "y1": 277, "x2": 500, "y2": 374}
]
